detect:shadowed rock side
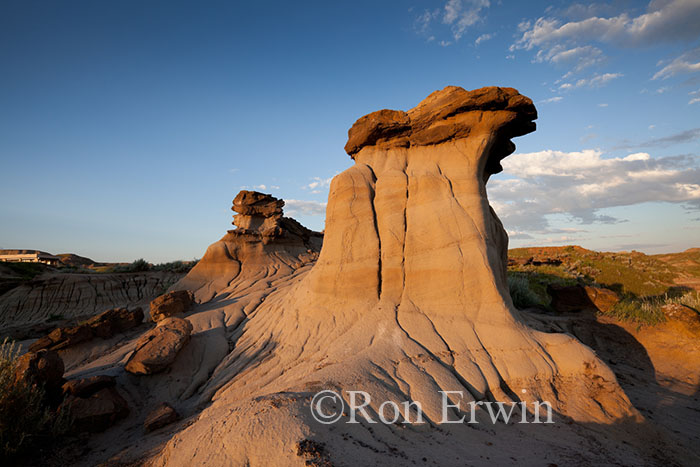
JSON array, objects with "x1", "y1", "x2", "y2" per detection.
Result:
[
  {"x1": 0, "y1": 271, "x2": 182, "y2": 330},
  {"x1": 169, "y1": 191, "x2": 322, "y2": 304},
  {"x1": 148, "y1": 87, "x2": 694, "y2": 466}
]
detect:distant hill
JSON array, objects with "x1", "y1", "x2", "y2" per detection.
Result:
[
  {"x1": 56, "y1": 253, "x2": 98, "y2": 268},
  {"x1": 508, "y1": 245, "x2": 697, "y2": 296},
  {"x1": 653, "y1": 248, "x2": 700, "y2": 291}
]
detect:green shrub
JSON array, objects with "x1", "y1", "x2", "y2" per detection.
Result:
[
  {"x1": 152, "y1": 259, "x2": 199, "y2": 273},
  {"x1": 105, "y1": 258, "x2": 152, "y2": 273},
  {"x1": 507, "y1": 274, "x2": 543, "y2": 309},
  {"x1": 129, "y1": 258, "x2": 150, "y2": 272},
  {"x1": 609, "y1": 297, "x2": 666, "y2": 326},
  {"x1": 0, "y1": 340, "x2": 70, "y2": 461},
  {"x1": 608, "y1": 290, "x2": 700, "y2": 326}
]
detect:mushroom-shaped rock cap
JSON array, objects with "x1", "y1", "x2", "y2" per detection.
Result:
[
  {"x1": 345, "y1": 86, "x2": 537, "y2": 156},
  {"x1": 232, "y1": 191, "x2": 285, "y2": 217}
]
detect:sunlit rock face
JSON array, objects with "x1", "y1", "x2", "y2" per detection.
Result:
[
  {"x1": 154, "y1": 87, "x2": 643, "y2": 466},
  {"x1": 287, "y1": 85, "x2": 633, "y2": 415},
  {"x1": 171, "y1": 190, "x2": 322, "y2": 303}
]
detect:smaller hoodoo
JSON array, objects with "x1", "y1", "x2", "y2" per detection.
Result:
[{"x1": 170, "y1": 190, "x2": 322, "y2": 302}]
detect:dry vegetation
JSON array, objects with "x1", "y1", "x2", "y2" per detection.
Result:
[
  {"x1": 507, "y1": 245, "x2": 700, "y2": 324},
  {"x1": 0, "y1": 339, "x2": 70, "y2": 462}
]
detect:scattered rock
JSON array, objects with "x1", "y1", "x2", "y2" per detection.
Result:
[
  {"x1": 28, "y1": 307, "x2": 144, "y2": 352},
  {"x1": 125, "y1": 317, "x2": 193, "y2": 375},
  {"x1": 41, "y1": 324, "x2": 93, "y2": 351},
  {"x1": 584, "y1": 287, "x2": 620, "y2": 313},
  {"x1": 548, "y1": 285, "x2": 619, "y2": 313},
  {"x1": 87, "y1": 307, "x2": 144, "y2": 338},
  {"x1": 150, "y1": 290, "x2": 194, "y2": 322},
  {"x1": 508, "y1": 256, "x2": 562, "y2": 267},
  {"x1": 62, "y1": 375, "x2": 116, "y2": 398},
  {"x1": 661, "y1": 303, "x2": 700, "y2": 326},
  {"x1": 144, "y1": 402, "x2": 179, "y2": 432},
  {"x1": 62, "y1": 387, "x2": 129, "y2": 433},
  {"x1": 14, "y1": 349, "x2": 64, "y2": 391}
]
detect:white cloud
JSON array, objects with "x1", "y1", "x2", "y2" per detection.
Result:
[
  {"x1": 512, "y1": 1, "x2": 700, "y2": 77},
  {"x1": 539, "y1": 96, "x2": 563, "y2": 104},
  {"x1": 513, "y1": 1, "x2": 700, "y2": 50},
  {"x1": 284, "y1": 200, "x2": 327, "y2": 216},
  {"x1": 534, "y1": 44, "x2": 603, "y2": 73},
  {"x1": 443, "y1": 0, "x2": 490, "y2": 40},
  {"x1": 688, "y1": 89, "x2": 700, "y2": 104},
  {"x1": 489, "y1": 149, "x2": 700, "y2": 233},
  {"x1": 239, "y1": 184, "x2": 280, "y2": 192},
  {"x1": 475, "y1": 33, "x2": 493, "y2": 45},
  {"x1": 559, "y1": 72, "x2": 623, "y2": 90},
  {"x1": 598, "y1": 103, "x2": 608, "y2": 107},
  {"x1": 304, "y1": 177, "x2": 333, "y2": 191},
  {"x1": 413, "y1": 1, "x2": 490, "y2": 43},
  {"x1": 414, "y1": 8, "x2": 439, "y2": 37},
  {"x1": 653, "y1": 47, "x2": 700, "y2": 79}
]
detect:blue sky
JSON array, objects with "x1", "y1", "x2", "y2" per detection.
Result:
[{"x1": 1, "y1": 0, "x2": 699, "y2": 262}]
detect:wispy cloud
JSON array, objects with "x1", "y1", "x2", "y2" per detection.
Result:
[
  {"x1": 511, "y1": 1, "x2": 700, "y2": 78},
  {"x1": 513, "y1": 1, "x2": 700, "y2": 50},
  {"x1": 284, "y1": 200, "x2": 327, "y2": 216},
  {"x1": 413, "y1": 0, "x2": 490, "y2": 44},
  {"x1": 539, "y1": 96, "x2": 563, "y2": 104},
  {"x1": 653, "y1": 47, "x2": 700, "y2": 80},
  {"x1": 690, "y1": 89, "x2": 700, "y2": 104},
  {"x1": 535, "y1": 44, "x2": 603, "y2": 73},
  {"x1": 616, "y1": 127, "x2": 700, "y2": 149},
  {"x1": 474, "y1": 33, "x2": 493, "y2": 45},
  {"x1": 302, "y1": 176, "x2": 334, "y2": 194},
  {"x1": 558, "y1": 72, "x2": 623, "y2": 90},
  {"x1": 443, "y1": 0, "x2": 490, "y2": 40},
  {"x1": 238, "y1": 184, "x2": 280, "y2": 192},
  {"x1": 489, "y1": 149, "x2": 700, "y2": 233}
]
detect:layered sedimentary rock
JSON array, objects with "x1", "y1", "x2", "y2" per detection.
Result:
[
  {"x1": 151, "y1": 87, "x2": 670, "y2": 466},
  {"x1": 0, "y1": 271, "x2": 182, "y2": 330},
  {"x1": 170, "y1": 191, "x2": 322, "y2": 303}
]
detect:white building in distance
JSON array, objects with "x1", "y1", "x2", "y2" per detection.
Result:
[{"x1": 0, "y1": 249, "x2": 61, "y2": 266}]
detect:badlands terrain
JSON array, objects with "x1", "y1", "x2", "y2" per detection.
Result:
[{"x1": 1, "y1": 86, "x2": 699, "y2": 466}]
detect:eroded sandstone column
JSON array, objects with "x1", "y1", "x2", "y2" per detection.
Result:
[{"x1": 286, "y1": 86, "x2": 635, "y2": 418}]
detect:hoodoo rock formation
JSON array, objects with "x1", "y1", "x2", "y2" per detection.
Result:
[
  {"x1": 149, "y1": 87, "x2": 689, "y2": 466},
  {"x1": 171, "y1": 191, "x2": 322, "y2": 303},
  {"x1": 24, "y1": 87, "x2": 697, "y2": 466}
]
